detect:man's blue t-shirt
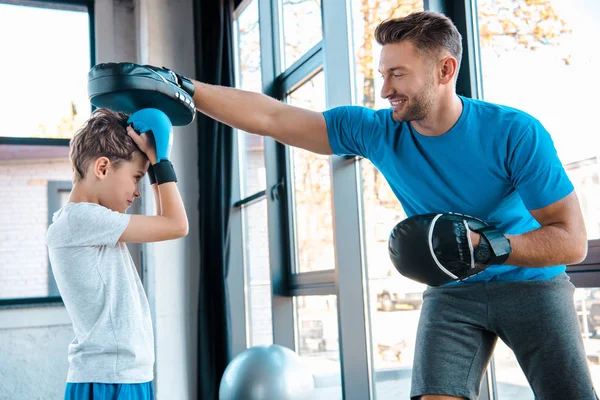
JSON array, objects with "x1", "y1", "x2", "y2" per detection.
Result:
[{"x1": 323, "y1": 96, "x2": 574, "y2": 282}]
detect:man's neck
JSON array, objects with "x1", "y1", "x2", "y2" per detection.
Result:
[{"x1": 411, "y1": 94, "x2": 463, "y2": 137}]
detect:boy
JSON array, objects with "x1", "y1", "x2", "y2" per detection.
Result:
[{"x1": 46, "y1": 108, "x2": 188, "y2": 399}]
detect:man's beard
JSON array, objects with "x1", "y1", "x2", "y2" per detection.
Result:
[{"x1": 392, "y1": 78, "x2": 436, "y2": 122}]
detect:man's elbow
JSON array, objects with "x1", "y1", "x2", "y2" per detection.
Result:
[{"x1": 568, "y1": 236, "x2": 588, "y2": 265}]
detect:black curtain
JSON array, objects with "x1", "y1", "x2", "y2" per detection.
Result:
[{"x1": 193, "y1": 0, "x2": 242, "y2": 398}]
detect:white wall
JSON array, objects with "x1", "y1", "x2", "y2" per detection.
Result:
[{"x1": 0, "y1": 307, "x2": 73, "y2": 399}]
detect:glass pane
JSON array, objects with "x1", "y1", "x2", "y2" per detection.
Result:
[
  {"x1": 476, "y1": 0, "x2": 600, "y2": 239},
  {"x1": 239, "y1": 134, "x2": 266, "y2": 197},
  {"x1": 286, "y1": 72, "x2": 334, "y2": 273},
  {"x1": 280, "y1": 0, "x2": 323, "y2": 70},
  {"x1": 0, "y1": 145, "x2": 72, "y2": 299},
  {"x1": 295, "y1": 295, "x2": 342, "y2": 399},
  {"x1": 0, "y1": 4, "x2": 90, "y2": 139},
  {"x1": 234, "y1": 0, "x2": 266, "y2": 197},
  {"x1": 242, "y1": 199, "x2": 273, "y2": 346},
  {"x1": 576, "y1": 288, "x2": 600, "y2": 393},
  {"x1": 350, "y1": 0, "x2": 424, "y2": 109},
  {"x1": 351, "y1": 0, "x2": 425, "y2": 397},
  {"x1": 361, "y1": 158, "x2": 427, "y2": 399}
]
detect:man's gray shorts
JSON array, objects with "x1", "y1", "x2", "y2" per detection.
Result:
[{"x1": 410, "y1": 273, "x2": 597, "y2": 399}]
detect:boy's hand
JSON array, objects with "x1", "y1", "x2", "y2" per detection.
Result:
[{"x1": 127, "y1": 125, "x2": 158, "y2": 165}]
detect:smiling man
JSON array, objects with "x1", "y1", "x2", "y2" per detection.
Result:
[{"x1": 167, "y1": 10, "x2": 595, "y2": 400}]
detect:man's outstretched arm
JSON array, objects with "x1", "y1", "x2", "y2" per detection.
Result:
[{"x1": 192, "y1": 81, "x2": 332, "y2": 155}]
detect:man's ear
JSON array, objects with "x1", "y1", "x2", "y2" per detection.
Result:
[
  {"x1": 438, "y1": 56, "x2": 458, "y2": 84},
  {"x1": 93, "y1": 157, "x2": 111, "y2": 180}
]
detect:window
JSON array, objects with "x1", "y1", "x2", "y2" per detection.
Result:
[
  {"x1": 280, "y1": 0, "x2": 323, "y2": 70},
  {"x1": 234, "y1": 0, "x2": 267, "y2": 197},
  {"x1": 0, "y1": 144, "x2": 73, "y2": 300},
  {"x1": 350, "y1": 0, "x2": 425, "y2": 397},
  {"x1": 350, "y1": 0, "x2": 424, "y2": 109},
  {"x1": 475, "y1": 0, "x2": 600, "y2": 396},
  {"x1": 576, "y1": 287, "x2": 600, "y2": 391},
  {"x1": 243, "y1": 199, "x2": 273, "y2": 346},
  {"x1": 0, "y1": 2, "x2": 92, "y2": 139},
  {"x1": 476, "y1": 0, "x2": 600, "y2": 241},
  {"x1": 0, "y1": 1, "x2": 92, "y2": 305},
  {"x1": 286, "y1": 71, "x2": 334, "y2": 273},
  {"x1": 295, "y1": 295, "x2": 342, "y2": 399},
  {"x1": 232, "y1": 0, "x2": 273, "y2": 346}
]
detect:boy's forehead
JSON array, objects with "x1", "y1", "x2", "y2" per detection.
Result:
[{"x1": 131, "y1": 152, "x2": 150, "y2": 170}]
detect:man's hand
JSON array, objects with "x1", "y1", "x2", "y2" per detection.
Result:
[
  {"x1": 127, "y1": 125, "x2": 158, "y2": 165},
  {"x1": 470, "y1": 231, "x2": 481, "y2": 249}
]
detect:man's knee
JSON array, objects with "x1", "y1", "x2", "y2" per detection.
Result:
[{"x1": 416, "y1": 396, "x2": 467, "y2": 400}]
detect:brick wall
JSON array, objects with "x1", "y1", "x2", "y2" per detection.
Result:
[{"x1": 0, "y1": 158, "x2": 72, "y2": 299}]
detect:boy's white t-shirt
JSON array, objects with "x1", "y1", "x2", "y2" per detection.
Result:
[{"x1": 46, "y1": 202, "x2": 154, "y2": 383}]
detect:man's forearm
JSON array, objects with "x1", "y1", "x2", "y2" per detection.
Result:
[
  {"x1": 504, "y1": 224, "x2": 587, "y2": 267},
  {"x1": 190, "y1": 80, "x2": 332, "y2": 154},
  {"x1": 192, "y1": 81, "x2": 280, "y2": 136}
]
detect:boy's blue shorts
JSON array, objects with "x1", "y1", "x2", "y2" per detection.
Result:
[{"x1": 64, "y1": 382, "x2": 154, "y2": 400}]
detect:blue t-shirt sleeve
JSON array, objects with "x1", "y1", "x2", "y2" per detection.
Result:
[
  {"x1": 507, "y1": 120, "x2": 574, "y2": 210},
  {"x1": 323, "y1": 106, "x2": 380, "y2": 158}
]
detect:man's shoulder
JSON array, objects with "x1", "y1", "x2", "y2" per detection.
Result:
[
  {"x1": 464, "y1": 97, "x2": 542, "y2": 138},
  {"x1": 326, "y1": 105, "x2": 393, "y2": 120},
  {"x1": 465, "y1": 97, "x2": 538, "y2": 125}
]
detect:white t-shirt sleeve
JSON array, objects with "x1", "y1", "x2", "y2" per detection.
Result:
[{"x1": 67, "y1": 203, "x2": 131, "y2": 247}]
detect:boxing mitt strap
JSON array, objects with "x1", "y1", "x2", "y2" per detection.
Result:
[
  {"x1": 474, "y1": 226, "x2": 512, "y2": 264},
  {"x1": 170, "y1": 69, "x2": 195, "y2": 96}
]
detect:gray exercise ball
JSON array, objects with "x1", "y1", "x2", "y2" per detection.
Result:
[{"x1": 219, "y1": 344, "x2": 315, "y2": 400}]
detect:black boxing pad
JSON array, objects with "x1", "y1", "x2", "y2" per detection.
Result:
[
  {"x1": 88, "y1": 63, "x2": 196, "y2": 126},
  {"x1": 388, "y1": 213, "x2": 512, "y2": 286}
]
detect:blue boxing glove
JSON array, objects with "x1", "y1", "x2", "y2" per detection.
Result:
[
  {"x1": 128, "y1": 108, "x2": 177, "y2": 184},
  {"x1": 128, "y1": 108, "x2": 173, "y2": 162}
]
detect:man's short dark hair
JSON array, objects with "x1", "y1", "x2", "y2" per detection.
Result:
[{"x1": 375, "y1": 11, "x2": 463, "y2": 70}]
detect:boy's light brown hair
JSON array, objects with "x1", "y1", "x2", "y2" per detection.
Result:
[{"x1": 70, "y1": 108, "x2": 143, "y2": 182}]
